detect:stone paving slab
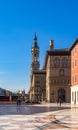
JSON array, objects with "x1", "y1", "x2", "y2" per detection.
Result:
[{"x1": 0, "y1": 104, "x2": 78, "y2": 130}]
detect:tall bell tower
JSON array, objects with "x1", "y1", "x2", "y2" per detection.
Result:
[{"x1": 31, "y1": 33, "x2": 40, "y2": 76}]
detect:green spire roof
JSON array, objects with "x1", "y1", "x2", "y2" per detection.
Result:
[{"x1": 32, "y1": 33, "x2": 39, "y2": 48}]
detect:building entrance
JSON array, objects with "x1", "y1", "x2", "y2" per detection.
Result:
[{"x1": 58, "y1": 89, "x2": 65, "y2": 102}]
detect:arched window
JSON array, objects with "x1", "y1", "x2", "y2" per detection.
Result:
[
  {"x1": 59, "y1": 69, "x2": 64, "y2": 76},
  {"x1": 54, "y1": 58, "x2": 60, "y2": 67},
  {"x1": 34, "y1": 54, "x2": 36, "y2": 61},
  {"x1": 61, "y1": 58, "x2": 68, "y2": 68}
]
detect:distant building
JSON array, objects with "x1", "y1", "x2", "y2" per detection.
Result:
[
  {"x1": 29, "y1": 34, "x2": 78, "y2": 104},
  {"x1": 0, "y1": 87, "x2": 12, "y2": 101}
]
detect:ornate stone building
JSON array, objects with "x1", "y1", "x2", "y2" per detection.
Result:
[
  {"x1": 30, "y1": 34, "x2": 46, "y2": 102},
  {"x1": 29, "y1": 35, "x2": 78, "y2": 103},
  {"x1": 44, "y1": 40, "x2": 71, "y2": 102}
]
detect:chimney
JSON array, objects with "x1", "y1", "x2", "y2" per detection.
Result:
[{"x1": 50, "y1": 40, "x2": 54, "y2": 51}]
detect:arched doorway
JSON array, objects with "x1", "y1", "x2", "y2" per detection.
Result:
[{"x1": 58, "y1": 89, "x2": 66, "y2": 102}]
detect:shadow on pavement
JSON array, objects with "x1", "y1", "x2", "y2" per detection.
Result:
[{"x1": 0, "y1": 104, "x2": 71, "y2": 115}]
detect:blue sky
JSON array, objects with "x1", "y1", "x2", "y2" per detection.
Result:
[{"x1": 0, "y1": 0, "x2": 78, "y2": 92}]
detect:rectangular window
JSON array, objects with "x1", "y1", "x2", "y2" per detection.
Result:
[
  {"x1": 75, "y1": 75, "x2": 77, "y2": 82},
  {"x1": 72, "y1": 77, "x2": 73, "y2": 83},
  {"x1": 72, "y1": 92, "x2": 74, "y2": 101},
  {"x1": 77, "y1": 91, "x2": 78, "y2": 101},
  {"x1": 72, "y1": 76, "x2": 74, "y2": 83},
  {"x1": 36, "y1": 81, "x2": 39, "y2": 84},
  {"x1": 72, "y1": 50, "x2": 74, "y2": 56},
  {"x1": 72, "y1": 61, "x2": 74, "y2": 68},
  {"x1": 75, "y1": 60, "x2": 77, "y2": 66},
  {"x1": 75, "y1": 91, "x2": 76, "y2": 102},
  {"x1": 75, "y1": 47, "x2": 77, "y2": 53}
]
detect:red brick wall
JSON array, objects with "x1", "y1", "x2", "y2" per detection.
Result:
[{"x1": 71, "y1": 44, "x2": 78, "y2": 86}]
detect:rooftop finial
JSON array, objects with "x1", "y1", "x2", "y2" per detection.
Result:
[{"x1": 34, "y1": 32, "x2": 37, "y2": 41}]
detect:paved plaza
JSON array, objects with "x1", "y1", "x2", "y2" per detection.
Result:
[{"x1": 0, "y1": 103, "x2": 78, "y2": 130}]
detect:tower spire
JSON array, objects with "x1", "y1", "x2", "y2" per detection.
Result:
[
  {"x1": 34, "y1": 32, "x2": 37, "y2": 41},
  {"x1": 33, "y1": 33, "x2": 39, "y2": 48},
  {"x1": 31, "y1": 33, "x2": 40, "y2": 75}
]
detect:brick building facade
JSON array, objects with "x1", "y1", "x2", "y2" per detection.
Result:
[{"x1": 70, "y1": 39, "x2": 78, "y2": 106}]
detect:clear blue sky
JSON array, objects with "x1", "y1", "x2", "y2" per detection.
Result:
[{"x1": 0, "y1": 0, "x2": 78, "y2": 92}]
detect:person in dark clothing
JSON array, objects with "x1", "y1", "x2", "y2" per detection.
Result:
[
  {"x1": 18, "y1": 99, "x2": 21, "y2": 105},
  {"x1": 59, "y1": 98, "x2": 62, "y2": 106},
  {"x1": 16, "y1": 98, "x2": 21, "y2": 106}
]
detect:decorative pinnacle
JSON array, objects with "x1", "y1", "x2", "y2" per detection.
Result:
[{"x1": 34, "y1": 32, "x2": 37, "y2": 41}]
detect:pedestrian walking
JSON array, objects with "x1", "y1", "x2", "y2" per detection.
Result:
[
  {"x1": 16, "y1": 98, "x2": 21, "y2": 106},
  {"x1": 59, "y1": 98, "x2": 62, "y2": 106},
  {"x1": 16, "y1": 98, "x2": 19, "y2": 106}
]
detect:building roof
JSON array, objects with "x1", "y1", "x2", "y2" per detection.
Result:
[
  {"x1": 70, "y1": 38, "x2": 78, "y2": 51},
  {"x1": 47, "y1": 48, "x2": 70, "y2": 55},
  {"x1": 33, "y1": 70, "x2": 46, "y2": 74}
]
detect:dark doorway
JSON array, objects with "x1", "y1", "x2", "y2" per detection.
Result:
[{"x1": 58, "y1": 89, "x2": 65, "y2": 102}]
